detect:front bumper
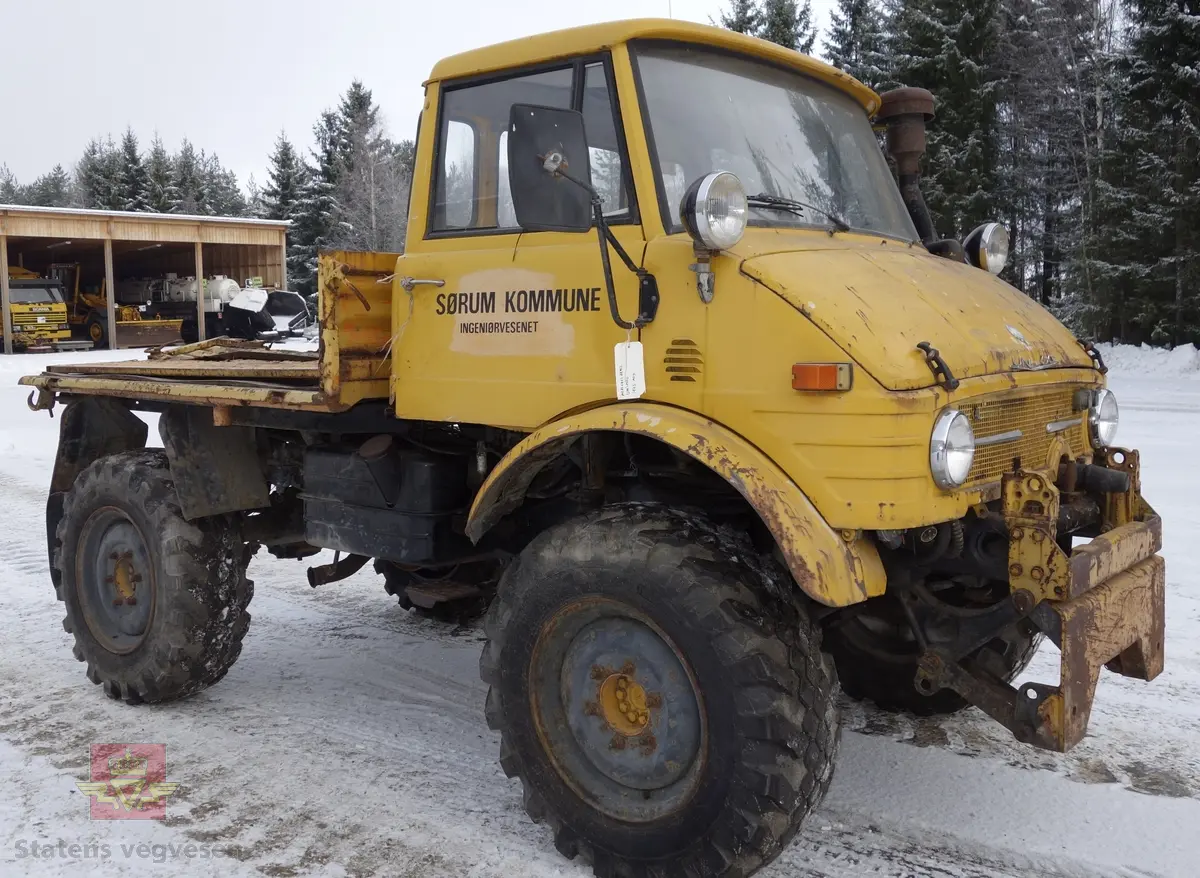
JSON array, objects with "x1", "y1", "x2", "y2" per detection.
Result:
[{"x1": 916, "y1": 447, "x2": 1165, "y2": 751}]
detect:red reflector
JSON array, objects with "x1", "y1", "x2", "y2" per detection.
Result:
[{"x1": 792, "y1": 363, "x2": 853, "y2": 391}]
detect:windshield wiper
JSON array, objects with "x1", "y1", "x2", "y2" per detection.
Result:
[{"x1": 747, "y1": 193, "x2": 851, "y2": 233}]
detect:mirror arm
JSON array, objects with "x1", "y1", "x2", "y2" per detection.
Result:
[
  {"x1": 590, "y1": 199, "x2": 637, "y2": 330},
  {"x1": 557, "y1": 168, "x2": 656, "y2": 330}
]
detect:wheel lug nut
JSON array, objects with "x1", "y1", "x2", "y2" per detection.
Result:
[{"x1": 625, "y1": 711, "x2": 637, "y2": 723}]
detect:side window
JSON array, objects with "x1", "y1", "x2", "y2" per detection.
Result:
[
  {"x1": 581, "y1": 63, "x2": 631, "y2": 218},
  {"x1": 440, "y1": 121, "x2": 475, "y2": 229},
  {"x1": 432, "y1": 67, "x2": 573, "y2": 232}
]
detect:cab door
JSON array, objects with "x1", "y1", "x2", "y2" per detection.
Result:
[{"x1": 393, "y1": 57, "x2": 646, "y2": 431}]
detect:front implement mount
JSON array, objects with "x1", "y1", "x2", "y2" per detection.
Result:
[{"x1": 914, "y1": 451, "x2": 1165, "y2": 751}]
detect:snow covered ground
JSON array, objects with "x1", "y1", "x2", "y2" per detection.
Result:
[{"x1": 0, "y1": 343, "x2": 1197, "y2": 877}]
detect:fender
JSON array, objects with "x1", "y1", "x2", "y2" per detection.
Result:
[
  {"x1": 46, "y1": 398, "x2": 148, "y2": 588},
  {"x1": 466, "y1": 402, "x2": 885, "y2": 607}
]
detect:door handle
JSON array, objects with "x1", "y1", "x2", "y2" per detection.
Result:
[{"x1": 398, "y1": 277, "x2": 445, "y2": 292}]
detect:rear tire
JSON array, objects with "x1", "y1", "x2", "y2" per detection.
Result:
[
  {"x1": 480, "y1": 505, "x2": 839, "y2": 877},
  {"x1": 54, "y1": 450, "x2": 253, "y2": 703}
]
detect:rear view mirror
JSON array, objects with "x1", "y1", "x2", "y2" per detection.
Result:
[{"x1": 507, "y1": 103, "x2": 592, "y2": 232}]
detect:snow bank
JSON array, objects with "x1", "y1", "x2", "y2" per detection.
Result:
[{"x1": 1097, "y1": 342, "x2": 1200, "y2": 378}]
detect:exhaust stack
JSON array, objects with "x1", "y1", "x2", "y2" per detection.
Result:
[{"x1": 877, "y1": 87, "x2": 937, "y2": 245}]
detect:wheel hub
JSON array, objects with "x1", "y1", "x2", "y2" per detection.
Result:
[
  {"x1": 598, "y1": 672, "x2": 649, "y2": 736},
  {"x1": 111, "y1": 552, "x2": 140, "y2": 604},
  {"x1": 530, "y1": 598, "x2": 706, "y2": 822},
  {"x1": 76, "y1": 508, "x2": 155, "y2": 654}
]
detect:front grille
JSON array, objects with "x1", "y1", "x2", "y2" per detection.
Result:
[
  {"x1": 964, "y1": 388, "x2": 1088, "y2": 485},
  {"x1": 13, "y1": 313, "x2": 56, "y2": 325}
]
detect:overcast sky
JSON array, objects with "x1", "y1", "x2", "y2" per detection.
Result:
[{"x1": 1, "y1": 0, "x2": 836, "y2": 190}]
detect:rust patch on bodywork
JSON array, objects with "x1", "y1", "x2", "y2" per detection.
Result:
[{"x1": 466, "y1": 403, "x2": 885, "y2": 607}]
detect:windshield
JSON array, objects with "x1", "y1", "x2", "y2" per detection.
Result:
[
  {"x1": 634, "y1": 44, "x2": 917, "y2": 241},
  {"x1": 10, "y1": 285, "x2": 63, "y2": 305}
]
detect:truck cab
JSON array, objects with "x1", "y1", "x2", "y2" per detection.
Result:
[{"x1": 4, "y1": 268, "x2": 75, "y2": 350}]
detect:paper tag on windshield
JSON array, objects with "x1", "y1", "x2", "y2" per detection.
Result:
[{"x1": 614, "y1": 341, "x2": 646, "y2": 401}]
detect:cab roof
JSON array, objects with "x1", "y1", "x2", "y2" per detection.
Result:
[{"x1": 426, "y1": 18, "x2": 880, "y2": 115}]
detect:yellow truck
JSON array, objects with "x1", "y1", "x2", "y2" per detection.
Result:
[
  {"x1": 20, "y1": 20, "x2": 1164, "y2": 878},
  {"x1": 4, "y1": 267, "x2": 91, "y2": 351}
]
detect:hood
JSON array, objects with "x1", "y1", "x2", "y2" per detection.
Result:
[{"x1": 741, "y1": 246, "x2": 1093, "y2": 390}]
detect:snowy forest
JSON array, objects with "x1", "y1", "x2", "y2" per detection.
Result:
[{"x1": 2, "y1": 0, "x2": 1197, "y2": 345}]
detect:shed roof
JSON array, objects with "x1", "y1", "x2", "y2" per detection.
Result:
[
  {"x1": 0, "y1": 204, "x2": 288, "y2": 227},
  {"x1": 0, "y1": 204, "x2": 288, "y2": 247}
]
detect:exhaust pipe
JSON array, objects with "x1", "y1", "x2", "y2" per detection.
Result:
[{"x1": 877, "y1": 87, "x2": 938, "y2": 245}]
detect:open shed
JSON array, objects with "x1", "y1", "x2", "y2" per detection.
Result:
[{"x1": 0, "y1": 205, "x2": 289, "y2": 353}]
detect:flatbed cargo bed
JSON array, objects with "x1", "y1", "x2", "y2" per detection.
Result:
[
  {"x1": 19, "y1": 251, "x2": 398, "y2": 414},
  {"x1": 21, "y1": 346, "x2": 330, "y2": 411}
]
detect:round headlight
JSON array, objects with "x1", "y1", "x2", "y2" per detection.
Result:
[
  {"x1": 1089, "y1": 388, "x2": 1119, "y2": 448},
  {"x1": 930, "y1": 408, "x2": 976, "y2": 489},
  {"x1": 680, "y1": 171, "x2": 747, "y2": 251},
  {"x1": 964, "y1": 222, "x2": 1010, "y2": 275}
]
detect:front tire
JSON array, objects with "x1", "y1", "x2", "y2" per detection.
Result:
[
  {"x1": 86, "y1": 314, "x2": 107, "y2": 348},
  {"x1": 825, "y1": 594, "x2": 1040, "y2": 716},
  {"x1": 481, "y1": 505, "x2": 839, "y2": 877},
  {"x1": 55, "y1": 451, "x2": 253, "y2": 703}
]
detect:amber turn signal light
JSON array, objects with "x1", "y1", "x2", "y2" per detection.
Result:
[{"x1": 791, "y1": 363, "x2": 853, "y2": 391}]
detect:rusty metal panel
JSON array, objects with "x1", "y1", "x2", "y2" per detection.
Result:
[
  {"x1": 1068, "y1": 516, "x2": 1162, "y2": 589},
  {"x1": 19, "y1": 373, "x2": 336, "y2": 412},
  {"x1": 47, "y1": 357, "x2": 319, "y2": 381},
  {"x1": 465, "y1": 401, "x2": 887, "y2": 607},
  {"x1": 1034, "y1": 554, "x2": 1166, "y2": 750},
  {"x1": 318, "y1": 251, "x2": 399, "y2": 408}
]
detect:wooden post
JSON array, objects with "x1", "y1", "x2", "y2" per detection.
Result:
[
  {"x1": 103, "y1": 238, "x2": 117, "y2": 350},
  {"x1": 0, "y1": 233, "x2": 11, "y2": 356},
  {"x1": 194, "y1": 241, "x2": 206, "y2": 341},
  {"x1": 280, "y1": 238, "x2": 289, "y2": 290}
]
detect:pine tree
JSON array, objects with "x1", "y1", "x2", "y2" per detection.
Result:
[
  {"x1": 26, "y1": 165, "x2": 73, "y2": 207},
  {"x1": 824, "y1": 0, "x2": 889, "y2": 88},
  {"x1": 201, "y1": 153, "x2": 246, "y2": 216},
  {"x1": 288, "y1": 171, "x2": 335, "y2": 294},
  {"x1": 145, "y1": 136, "x2": 177, "y2": 212},
  {"x1": 0, "y1": 165, "x2": 18, "y2": 203},
  {"x1": 889, "y1": 0, "x2": 1001, "y2": 237},
  {"x1": 117, "y1": 128, "x2": 150, "y2": 212},
  {"x1": 76, "y1": 137, "x2": 124, "y2": 210},
  {"x1": 288, "y1": 111, "x2": 341, "y2": 295},
  {"x1": 1108, "y1": 0, "x2": 1200, "y2": 345},
  {"x1": 759, "y1": 0, "x2": 818, "y2": 53},
  {"x1": 261, "y1": 132, "x2": 305, "y2": 222},
  {"x1": 245, "y1": 174, "x2": 266, "y2": 218},
  {"x1": 718, "y1": 0, "x2": 763, "y2": 34},
  {"x1": 172, "y1": 139, "x2": 204, "y2": 214}
]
